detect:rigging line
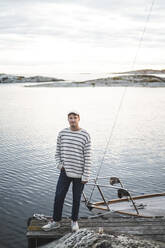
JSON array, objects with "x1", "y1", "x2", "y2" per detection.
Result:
[
  {"x1": 132, "y1": 0, "x2": 156, "y2": 71},
  {"x1": 88, "y1": 0, "x2": 156, "y2": 203},
  {"x1": 95, "y1": 87, "x2": 127, "y2": 177},
  {"x1": 88, "y1": 86, "x2": 128, "y2": 202}
]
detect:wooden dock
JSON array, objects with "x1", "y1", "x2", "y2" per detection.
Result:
[{"x1": 26, "y1": 213, "x2": 165, "y2": 248}]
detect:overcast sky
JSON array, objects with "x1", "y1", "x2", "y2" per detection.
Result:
[{"x1": 0, "y1": 0, "x2": 164, "y2": 76}]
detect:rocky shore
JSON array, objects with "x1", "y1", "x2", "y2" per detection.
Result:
[
  {"x1": 1, "y1": 69, "x2": 165, "y2": 87},
  {"x1": 40, "y1": 228, "x2": 164, "y2": 248},
  {"x1": 25, "y1": 73, "x2": 165, "y2": 88},
  {"x1": 0, "y1": 73, "x2": 64, "y2": 83},
  {"x1": 76, "y1": 74, "x2": 165, "y2": 87}
]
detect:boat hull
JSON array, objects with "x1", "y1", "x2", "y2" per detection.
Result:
[{"x1": 89, "y1": 192, "x2": 165, "y2": 217}]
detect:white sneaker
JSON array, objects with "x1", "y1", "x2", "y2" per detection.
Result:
[
  {"x1": 41, "y1": 220, "x2": 60, "y2": 231},
  {"x1": 71, "y1": 220, "x2": 79, "y2": 232}
]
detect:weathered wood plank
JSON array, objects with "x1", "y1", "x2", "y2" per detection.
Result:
[
  {"x1": 28, "y1": 216, "x2": 165, "y2": 222},
  {"x1": 27, "y1": 215, "x2": 165, "y2": 243},
  {"x1": 96, "y1": 226, "x2": 165, "y2": 234},
  {"x1": 27, "y1": 218, "x2": 165, "y2": 227}
]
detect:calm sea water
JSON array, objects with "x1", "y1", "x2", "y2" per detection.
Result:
[{"x1": 0, "y1": 81, "x2": 165, "y2": 248}]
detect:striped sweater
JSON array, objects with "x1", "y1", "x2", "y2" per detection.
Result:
[{"x1": 55, "y1": 127, "x2": 91, "y2": 182}]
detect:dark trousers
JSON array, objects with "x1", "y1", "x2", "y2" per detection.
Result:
[{"x1": 53, "y1": 169, "x2": 84, "y2": 222}]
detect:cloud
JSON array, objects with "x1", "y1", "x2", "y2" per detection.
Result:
[
  {"x1": 0, "y1": 1, "x2": 160, "y2": 45},
  {"x1": 0, "y1": 0, "x2": 164, "y2": 74}
]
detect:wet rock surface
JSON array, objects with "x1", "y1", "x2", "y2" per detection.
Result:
[{"x1": 40, "y1": 228, "x2": 164, "y2": 248}]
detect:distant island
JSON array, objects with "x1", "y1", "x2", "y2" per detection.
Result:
[
  {"x1": 1, "y1": 69, "x2": 165, "y2": 87},
  {"x1": 77, "y1": 73, "x2": 165, "y2": 87},
  {"x1": 26, "y1": 69, "x2": 165, "y2": 88},
  {"x1": 113, "y1": 69, "x2": 165, "y2": 75},
  {"x1": 0, "y1": 73, "x2": 64, "y2": 83}
]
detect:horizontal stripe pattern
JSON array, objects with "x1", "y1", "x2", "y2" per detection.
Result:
[{"x1": 55, "y1": 127, "x2": 91, "y2": 181}]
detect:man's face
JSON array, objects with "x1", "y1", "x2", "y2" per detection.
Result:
[{"x1": 68, "y1": 114, "x2": 80, "y2": 128}]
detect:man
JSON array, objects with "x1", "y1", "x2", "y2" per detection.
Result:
[{"x1": 42, "y1": 110, "x2": 91, "y2": 232}]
